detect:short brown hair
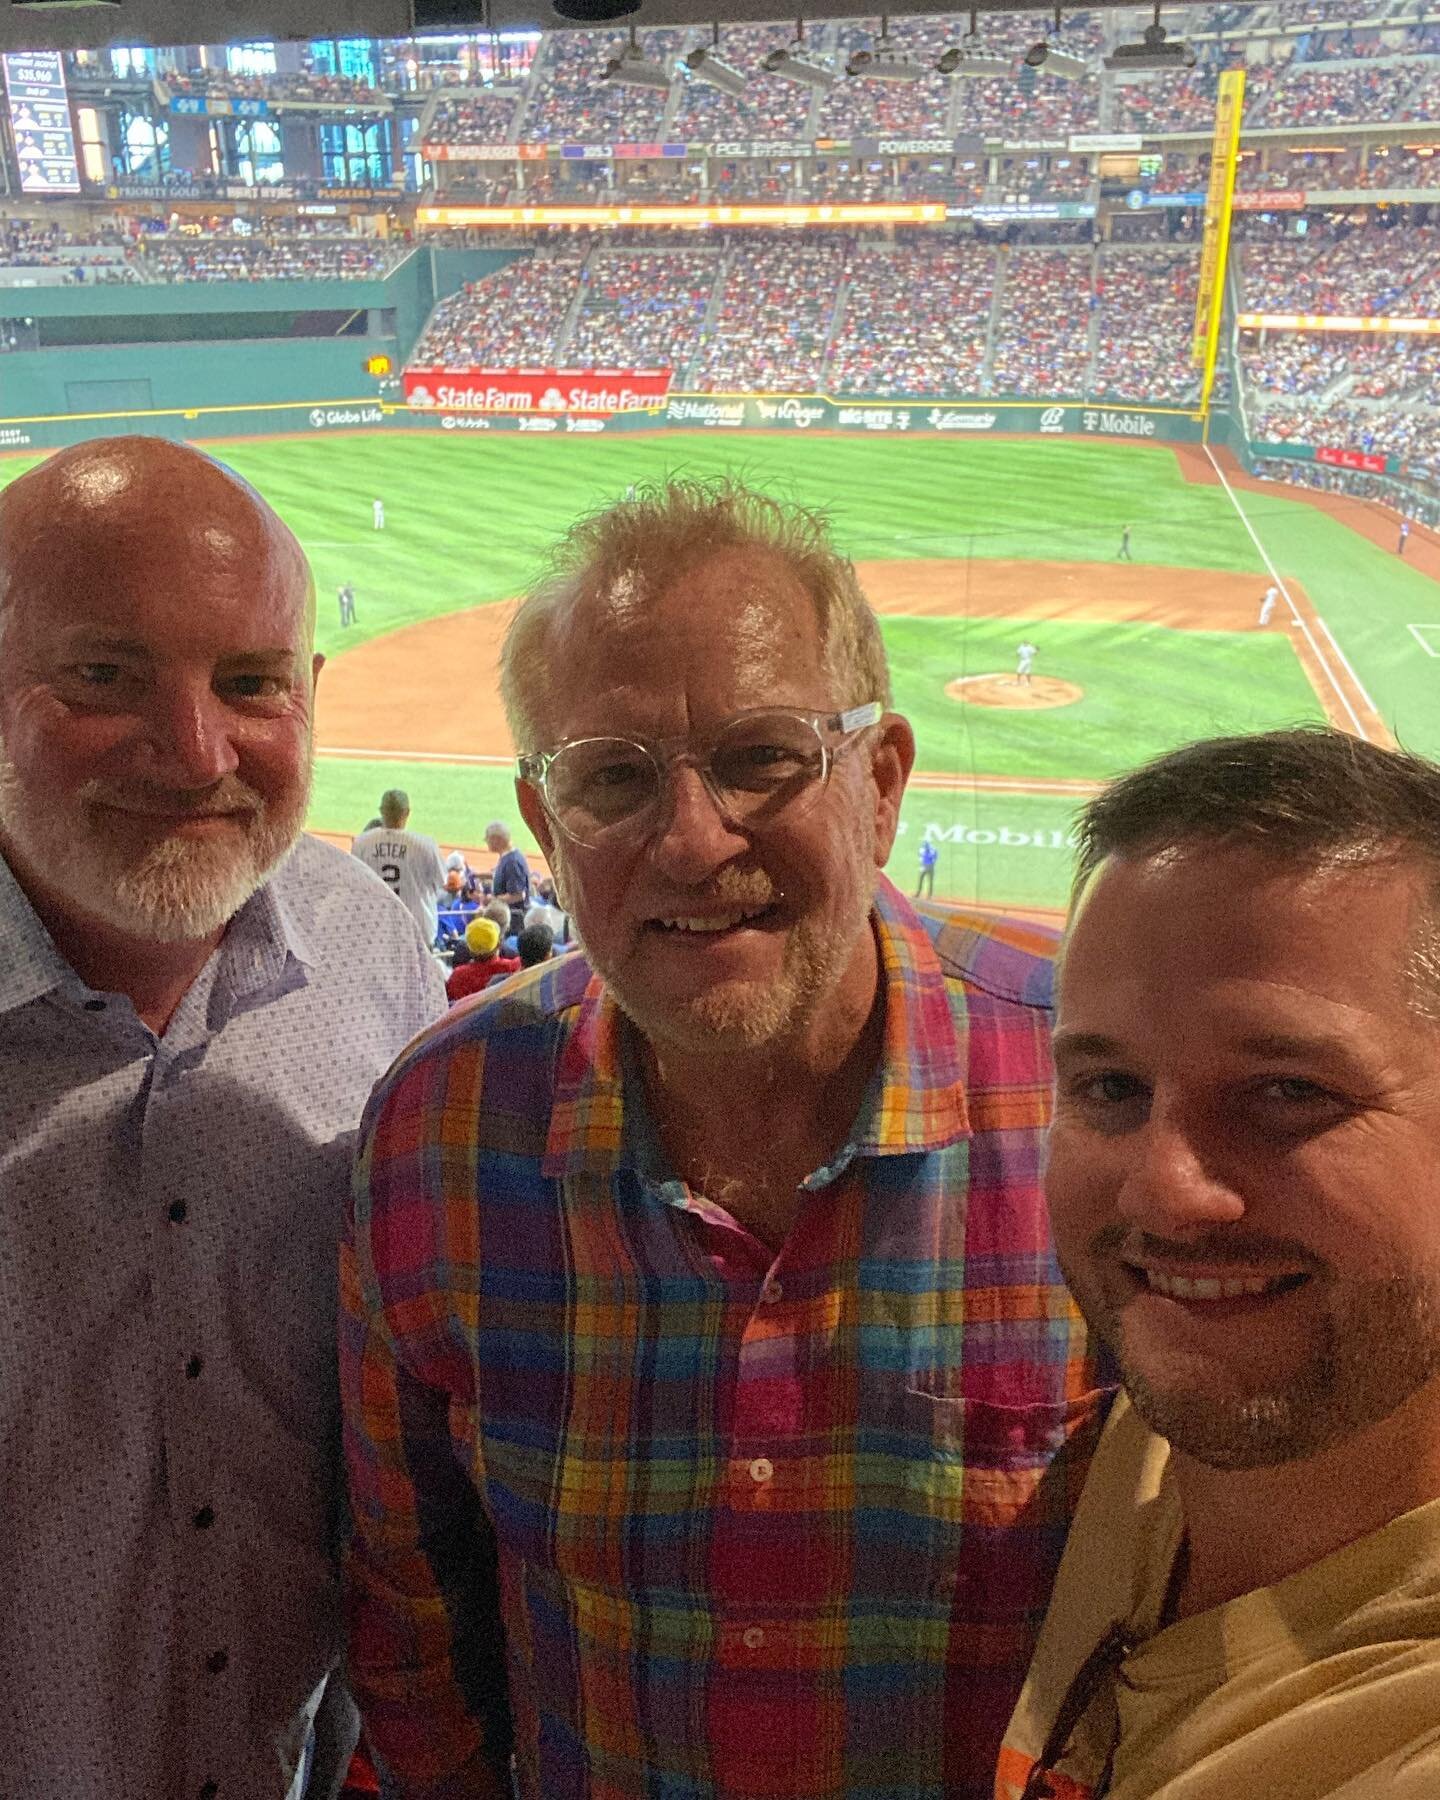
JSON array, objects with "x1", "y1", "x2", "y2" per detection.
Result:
[
  {"x1": 1073, "y1": 727, "x2": 1440, "y2": 1008},
  {"x1": 499, "y1": 476, "x2": 891, "y2": 751}
]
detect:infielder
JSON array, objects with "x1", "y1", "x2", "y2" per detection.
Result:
[
  {"x1": 1015, "y1": 639, "x2": 1038, "y2": 687},
  {"x1": 1258, "y1": 585, "x2": 1279, "y2": 626},
  {"x1": 372, "y1": 497, "x2": 385, "y2": 530}
]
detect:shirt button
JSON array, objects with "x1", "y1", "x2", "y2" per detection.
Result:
[
  {"x1": 206, "y1": 1649, "x2": 229, "y2": 1675},
  {"x1": 193, "y1": 1505, "x2": 215, "y2": 1530},
  {"x1": 185, "y1": 1355, "x2": 203, "y2": 1380},
  {"x1": 168, "y1": 1200, "x2": 188, "y2": 1224},
  {"x1": 742, "y1": 1627, "x2": 765, "y2": 1650},
  {"x1": 761, "y1": 1278, "x2": 783, "y2": 1304},
  {"x1": 749, "y1": 1457, "x2": 774, "y2": 1484}
]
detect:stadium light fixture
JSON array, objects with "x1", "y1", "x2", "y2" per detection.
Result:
[
  {"x1": 847, "y1": 15, "x2": 928, "y2": 82},
  {"x1": 683, "y1": 25, "x2": 748, "y2": 100},
  {"x1": 1023, "y1": 44, "x2": 1091, "y2": 79},
  {"x1": 602, "y1": 24, "x2": 672, "y2": 91},
  {"x1": 937, "y1": 9, "x2": 1010, "y2": 76},
  {"x1": 764, "y1": 21, "x2": 837, "y2": 92},
  {"x1": 1104, "y1": 3, "x2": 1196, "y2": 72}
]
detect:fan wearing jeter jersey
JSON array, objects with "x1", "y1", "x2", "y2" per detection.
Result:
[{"x1": 351, "y1": 789, "x2": 448, "y2": 947}]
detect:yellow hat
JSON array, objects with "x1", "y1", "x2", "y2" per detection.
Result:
[{"x1": 465, "y1": 916, "x2": 502, "y2": 957}]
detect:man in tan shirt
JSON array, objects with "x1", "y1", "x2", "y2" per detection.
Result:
[{"x1": 999, "y1": 727, "x2": 1440, "y2": 1800}]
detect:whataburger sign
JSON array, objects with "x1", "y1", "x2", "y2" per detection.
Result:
[{"x1": 403, "y1": 366, "x2": 672, "y2": 415}]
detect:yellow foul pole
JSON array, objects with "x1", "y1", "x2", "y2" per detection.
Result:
[{"x1": 1192, "y1": 66, "x2": 1246, "y2": 433}]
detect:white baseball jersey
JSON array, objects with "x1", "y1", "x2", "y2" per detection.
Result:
[
  {"x1": 1259, "y1": 587, "x2": 1279, "y2": 624},
  {"x1": 351, "y1": 828, "x2": 447, "y2": 944},
  {"x1": 1016, "y1": 643, "x2": 1037, "y2": 673},
  {"x1": 372, "y1": 498, "x2": 385, "y2": 528}
]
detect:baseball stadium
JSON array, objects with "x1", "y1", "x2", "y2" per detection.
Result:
[{"x1": 2, "y1": 0, "x2": 1438, "y2": 920}]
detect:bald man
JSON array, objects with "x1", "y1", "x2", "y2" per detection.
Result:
[{"x1": 0, "y1": 437, "x2": 445, "y2": 1800}]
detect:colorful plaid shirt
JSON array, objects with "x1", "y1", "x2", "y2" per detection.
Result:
[{"x1": 342, "y1": 877, "x2": 1110, "y2": 1800}]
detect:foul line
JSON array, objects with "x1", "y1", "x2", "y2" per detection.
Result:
[{"x1": 1203, "y1": 444, "x2": 1368, "y2": 740}]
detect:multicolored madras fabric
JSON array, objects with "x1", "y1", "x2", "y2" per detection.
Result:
[{"x1": 341, "y1": 875, "x2": 1110, "y2": 1800}]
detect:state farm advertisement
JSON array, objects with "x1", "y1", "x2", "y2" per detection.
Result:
[{"x1": 403, "y1": 366, "x2": 672, "y2": 416}]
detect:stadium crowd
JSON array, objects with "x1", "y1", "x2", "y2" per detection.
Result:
[
  {"x1": 1239, "y1": 222, "x2": 1440, "y2": 317},
  {"x1": 828, "y1": 241, "x2": 993, "y2": 395},
  {"x1": 989, "y1": 246, "x2": 1095, "y2": 398},
  {"x1": 133, "y1": 231, "x2": 401, "y2": 282},
  {"x1": 689, "y1": 238, "x2": 849, "y2": 391},
  {"x1": 408, "y1": 250, "x2": 586, "y2": 364},
  {"x1": 1091, "y1": 248, "x2": 1201, "y2": 405},
  {"x1": 565, "y1": 247, "x2": 721, "y2": 370},
  {"x1": 425, "y1": 94, "x2": 522, "y2": 144}
]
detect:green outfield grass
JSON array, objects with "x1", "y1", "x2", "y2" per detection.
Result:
[{"x1": 3, "y1": 431, "x2": 1432, "y2": 910}]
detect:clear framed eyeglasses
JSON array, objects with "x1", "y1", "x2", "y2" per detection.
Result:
[{"x1": 517, "y1": 701, "x2": 884, "y2": 849}]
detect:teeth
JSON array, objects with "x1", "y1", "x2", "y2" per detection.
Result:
[
  {"x1": 658, "y1": 910, "x2": 763, "y2": 933},
  {"x1": 1142, "y1": 1270, "x2": 1288, "y2": 1301}
]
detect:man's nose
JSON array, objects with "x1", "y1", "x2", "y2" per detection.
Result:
[
  {"x1": 1116, "y1": 1106, "x2": 1246, "y2": 1238},
  {"x1": 138, "y1": 682, "x2": 242, "y2": 788},
  {"x1": 644, "y1": 760, "x2": 749, "y2": 880}
]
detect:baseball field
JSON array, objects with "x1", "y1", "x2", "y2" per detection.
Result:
[{"x1": 6, "y1": 429, "x2": 1437, "y2": 914}]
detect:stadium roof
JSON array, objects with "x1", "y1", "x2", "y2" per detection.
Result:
[{"x1": 0, "y1": 0, "x2": 1186, "y2": 54}]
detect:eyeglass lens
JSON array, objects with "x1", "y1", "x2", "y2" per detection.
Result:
[{"x1": 546, "y1": 711, "x2": 828, "y2": 843}]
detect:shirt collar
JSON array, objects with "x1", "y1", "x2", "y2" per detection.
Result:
[
  {"x1": 0, "y1": 850, "x2": 74, "y2": 1013},
  {"x1": 0, "y1": 843, "x2": 313, "y2": 1019},
  {"x1": 540, "y1": 873, "x2": 969, "y2": 1183}
]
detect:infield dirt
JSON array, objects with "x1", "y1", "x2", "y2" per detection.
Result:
[{"x1": 314, "y1": 555, "x2": 1382, "y2": 759}]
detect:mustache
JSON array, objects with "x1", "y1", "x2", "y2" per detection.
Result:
[
  {"x1": 1089, "y1": 1222, "x2": 1325, "y2": 1274},
  {"x1": 78, "y1": 776, "x2": 265, "y2": 819},
  {"x1": 654, "y1": 869, "x2": 782, "y2": 910}
]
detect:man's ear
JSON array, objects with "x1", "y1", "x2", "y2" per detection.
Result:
[
  {"x1": 311, "y1": 651, "x2": 326, "y2": 691},
  {"x1": 869, "y1": 712, "x2": 916, "y2": 866}
]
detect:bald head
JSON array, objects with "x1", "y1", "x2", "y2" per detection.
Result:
[{"x1": 0, "y1": 436, "x2": 315, "y2": 648}]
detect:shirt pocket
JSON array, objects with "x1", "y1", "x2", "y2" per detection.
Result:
[{"x1": 859, "y1": 1383, "x2": 1109, "y2": 1608}]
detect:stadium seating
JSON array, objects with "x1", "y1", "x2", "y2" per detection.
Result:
[
  {"x1": 989, "y1": 246, "x2": 1095, "y2": 399},
  {"x1": 828, "y1": 242, "x2": 994, "y2": 396},
  {"x1": 408, "y1": 253, "x2": 586, "y2": 365},
  {"x1": 1091, "y1": 248, "x2": 1202, "y2": 406},
  {"x1": 565, "y1": 248, "x2": 722, "y2": 371},
  {"x1": 689, "y1": 239, "x2": 850, "y2": 392}
]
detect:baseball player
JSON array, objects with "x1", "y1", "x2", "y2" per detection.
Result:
[
  {"x1": 1399, "y1": 519, "x2": 1411, "y2": 557},
  {"x1": 1015, "y1": 640, "x2": 1038, "y2": 687},
  {"x1": 1117, "y1": 524, "x2": 1133, "y2": 562},
  {"x1": 1258, "y1": 585, "x2": 1279, "y2": 627},
  {"x1": 373, "y1": 497, "x2": 386, "y2": 530}
]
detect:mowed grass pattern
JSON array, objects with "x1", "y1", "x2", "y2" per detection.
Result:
[{"x1": 1, "y1": 429, "x2": 1428, "y2": 907}]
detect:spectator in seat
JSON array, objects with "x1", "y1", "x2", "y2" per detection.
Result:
[{"x1": 445, "y1": 915, "x2": 520, "y2": 1002}]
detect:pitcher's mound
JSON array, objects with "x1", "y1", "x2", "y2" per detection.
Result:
[{"x1": 945, "y1": 674, "x2": 1084, "y2": 710}]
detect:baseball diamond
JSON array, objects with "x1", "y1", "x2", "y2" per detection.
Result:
[{"x1": 2, "y1": 427, "x2": 1420, "y2": 918}]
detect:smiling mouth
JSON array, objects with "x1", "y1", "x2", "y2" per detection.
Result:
[
  {"x1": 1128, "y1": 1265, "x2": 1311, "y2": 1303},
  {"x1": 647, "y1": 905, "x2": 777, "y2": 935}
]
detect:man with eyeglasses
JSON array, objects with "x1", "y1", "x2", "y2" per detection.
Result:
[
  {"x1": 341, "y1": 478, "x2": 1108, "y2": 1800},
  {"x1": 998, "y1": 730, "x2": 1440, "y2": 1800}
]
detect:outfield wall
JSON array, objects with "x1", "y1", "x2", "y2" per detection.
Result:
[
  {"x1": 0, "y1": 389, "x2": 1230, "y2": 453},
  {"x1": 0, "y1": 248, "x2": 526, "y2": 436}
]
